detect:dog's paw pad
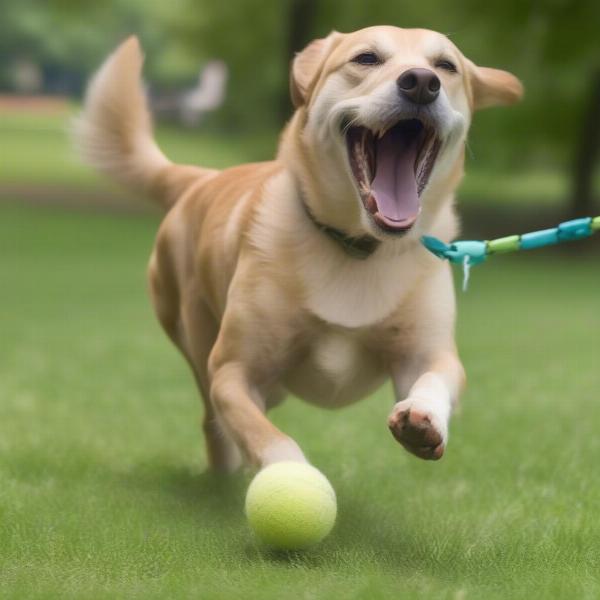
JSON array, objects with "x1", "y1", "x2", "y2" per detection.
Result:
[{"x1": 388, "y1": 407, "x2": 445, "y2": 460}]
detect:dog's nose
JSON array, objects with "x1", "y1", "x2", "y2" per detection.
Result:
[{"x1": 397, "y1": 68, "x2": 440, "y2": 105}]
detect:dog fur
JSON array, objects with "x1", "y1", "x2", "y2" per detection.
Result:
[{"x1": 76, "y1": 27, "x2": 522, "y2": 471}]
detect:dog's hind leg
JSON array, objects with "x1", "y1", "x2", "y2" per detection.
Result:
[
  {"x1": 180, "y1": 297, "x2": 243, "y2": 472},
  {"x1": 148, "y1": 250, "x2": 242, "y2": 472}
]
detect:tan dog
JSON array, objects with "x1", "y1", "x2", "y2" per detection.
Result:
[{"x1": 76, "y1": 27, "x2": 522, "y2": 472}]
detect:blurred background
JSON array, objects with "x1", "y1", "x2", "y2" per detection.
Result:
[{"x1": 1, "y1": 0, "x2": 598, "y2": 224}]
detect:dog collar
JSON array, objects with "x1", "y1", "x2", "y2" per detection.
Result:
[{"x1": 300, "y1": 198, "x2": 380, "y2": 260}]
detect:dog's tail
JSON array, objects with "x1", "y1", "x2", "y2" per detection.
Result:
[{"x1": 74, "y1": 36, "x2": 215, "y2": 210}]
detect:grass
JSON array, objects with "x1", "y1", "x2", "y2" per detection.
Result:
[
  {"x1": 0, "y1": 111, "x2": 277, "y2": 189},
  {"x1": 2, "y1": 201, "x2": 600, "y2": 599}
]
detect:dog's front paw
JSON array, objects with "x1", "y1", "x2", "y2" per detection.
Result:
[{"x1": 387, "y1": 399, "x2": 447, "y2": 460}]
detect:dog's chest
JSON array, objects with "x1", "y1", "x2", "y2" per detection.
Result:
[
  {"x1": 283, "y1": 328, "x2": 386, "y2": 408},
  {"x1": 297, "y1": 245, "x2": 423, "y2": 328}
]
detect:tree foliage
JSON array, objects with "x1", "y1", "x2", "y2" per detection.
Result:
[{"x1": 1, "y1": 0, "x2": 598, "y2": 190}]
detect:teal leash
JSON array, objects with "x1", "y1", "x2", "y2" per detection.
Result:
[{"x1": 422, "y1": 216, "x2": 600, "y2": 291}]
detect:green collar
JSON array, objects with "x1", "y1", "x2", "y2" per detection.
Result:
[{"x1": 301, "y1": 199, "x2": 380, "y2": 260}]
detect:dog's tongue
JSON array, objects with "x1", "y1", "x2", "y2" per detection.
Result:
[{"x1": 371, "y1": 127, "x2": 419, "y2": 224}]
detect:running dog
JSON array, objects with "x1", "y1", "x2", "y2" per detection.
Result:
[{"x1": 76, "y1": 27, "x2": 522, "y2": 471}]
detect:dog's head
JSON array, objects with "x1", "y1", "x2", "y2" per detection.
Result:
[{"x1": 289, "y1": 26, "x2": 523, "y2": 238}]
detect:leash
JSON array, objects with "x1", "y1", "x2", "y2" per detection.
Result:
[{"x1": 422, "y1": 216, "x2": 600, "y2": 291}]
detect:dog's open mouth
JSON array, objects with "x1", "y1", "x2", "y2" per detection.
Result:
[{"x1": 346, "y1": 119, "x2": 441, "y2": 234}]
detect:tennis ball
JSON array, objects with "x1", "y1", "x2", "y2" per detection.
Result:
[{"x1": 245, "y1": 461, "x2": 337, "y2": 550}]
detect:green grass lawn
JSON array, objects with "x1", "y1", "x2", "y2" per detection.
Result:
[
  {"x1": 2, "y1": 201, "x2": 600, "y2": 599},
  {"x1": 0, "y1": 112, "x2": 277, "y2": 189}
]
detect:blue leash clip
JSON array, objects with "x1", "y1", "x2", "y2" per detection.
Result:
[{"x1": 421, "y1": 236, "x2": 488, "y2": 266}]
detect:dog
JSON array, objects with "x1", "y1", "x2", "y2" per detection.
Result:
[{"x1": 76, "y1": 26, "x2": 522, "y2": 472}]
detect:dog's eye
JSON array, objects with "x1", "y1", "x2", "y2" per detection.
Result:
[
  {"x1": 435, "y1": 58, "x2": 458, "y2": 73},
  {"x1": 351, "y1": 52, "x2": 382, "y2": 66}
]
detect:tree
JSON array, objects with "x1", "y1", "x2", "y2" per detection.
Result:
[
  {"x1": 0, "y1": 0, "x2": 188, "y2": 93},
  {"x1": 453, "y1": 0, "x2": 600, "y2": 215},
  {"x1": 572, "y1": 70, "x2": 600, "y2": 215},
  {"x1": 281, "y1": 0, "x2": 318, "y2": 121}
]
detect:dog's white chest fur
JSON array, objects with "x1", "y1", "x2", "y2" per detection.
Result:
[
  {"x1": 284, "y1": 329, "x2": 385, "y2": 407},
  {"x1": 298, "y1": 245, "x2": 423, "y2": 327},
  {"x1": 313, "y1": 330, "x2": 362, "y2": 381}
]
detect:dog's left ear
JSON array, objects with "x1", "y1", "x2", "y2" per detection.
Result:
[
  {"x1": 469, "y1": 62, "x2": 524, "y2": 110},
  {"x1": 290, "y1": 31, "x2": 342, "y2": 108}
]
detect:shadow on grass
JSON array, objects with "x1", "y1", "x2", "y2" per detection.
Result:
[
  {"x1": 333, "y1": 492, "x2": 438, "y2": 567},
  {"x1": 237, "y1": 474, "x2": 456, "y2": 571},
  {"x1": 5, "y1": 446, "x2": 462, "y2": 573},
  {"x1": 121, "y1": 459, "x2": 418, "y2": 569},
  {"x1": 125, "y1": 459, "x2": 460, "y2": 572},
  {"x1": 119, "y1": 459, "x2": 249, "y2": 518}
]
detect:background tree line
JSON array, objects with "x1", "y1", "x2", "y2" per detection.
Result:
[{"x1": 1, "y1": 0, "x2": 598, "y2": 214}]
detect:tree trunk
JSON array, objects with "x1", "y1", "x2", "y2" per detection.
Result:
[
  {"x1": 571, "y1": 69, "x2": 600, "y2": 216},
  {"x1": 280, "y1": 0, "x2": 318, "y2": 123}
]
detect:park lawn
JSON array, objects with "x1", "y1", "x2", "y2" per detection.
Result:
[
  {"x1": 0, "y1": 111, "x2": 277, "y2": 190},
  {"x1": 1, "y1": 201, "x2": 600, "y2": 599}
]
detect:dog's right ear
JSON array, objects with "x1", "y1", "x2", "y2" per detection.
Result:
[{"x1": 290, "y1": 31, "x2": 341, "y2": 108}]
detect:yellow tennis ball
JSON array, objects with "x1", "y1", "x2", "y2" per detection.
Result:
[{"x1": 245, "y1": 461, "x2": 337, "y2": 550}]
